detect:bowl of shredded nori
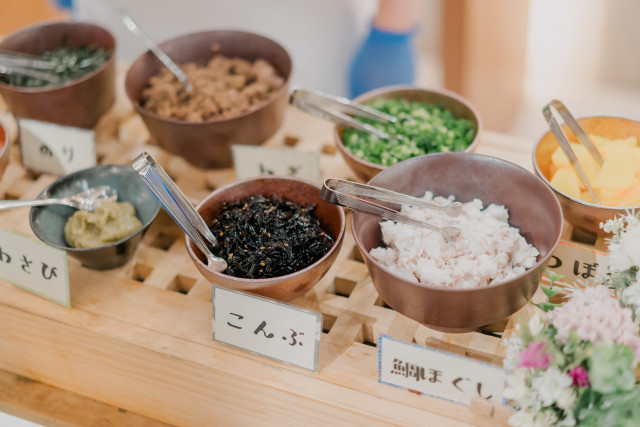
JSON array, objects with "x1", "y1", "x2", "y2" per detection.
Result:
[
  {"x1": 0, "y1": 21, "x2": 115, "y2": 128},
  {"x1": 186, "y1": 176, "x2": 346, "y2": 301},
  {"x1": 334, "y1": 85, "x2": 482, "y2": 182}
]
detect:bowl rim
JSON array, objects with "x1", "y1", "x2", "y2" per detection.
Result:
[
  {"x1": 29, "y1": 164, "x2": 160, "y2": 253},
  {"x1": 351, "y1": 151, "x2": 563, "y2": 294},
  {"x1": 532, "y1": 114, "x2": 640, "y2": 210},
  {"x1": 125, "y1": 29, "x2": 292, "y2": 126},
  {"x1": 333, "y1": 84, "x2": 483, "y2": 172},
  {"x1": 186, "y1": 175, "x2": 346, "y2": 287},
  {"x1": 0, "y1": 21, "x2": 116, "y2": 93}
]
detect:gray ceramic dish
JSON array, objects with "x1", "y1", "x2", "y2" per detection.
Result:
[{"x1": 29, "y1": 165, "x2": 160, "y2": 270}]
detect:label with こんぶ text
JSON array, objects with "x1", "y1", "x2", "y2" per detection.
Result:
[{"x1": 212, "y1": 285, "x2": 322, "y2": 371}]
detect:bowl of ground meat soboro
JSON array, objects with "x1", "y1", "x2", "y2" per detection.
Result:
[
  {"x1": 186, "y1": 176, "x2": 346, "y2": 301},
  {"x1": 334, "y1": 85, "x2": 482, "y2": 182},
  {"x1": 125, "y1": 31, "x2": 292, "y2": 169},
  {"x1": 351, "y1": 152, "x2": 563, "y2": 332},
  {"x1": 0, "y1": 21, "x2": 116, "y2": 128}
]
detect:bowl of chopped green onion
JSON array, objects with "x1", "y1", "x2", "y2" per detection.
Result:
[
  {"x1": 0, "y1": 21, "x2": 115, "y2": 128},
  {"x1": 334, "y1": 85, "x2": 482, "y2": 181}
]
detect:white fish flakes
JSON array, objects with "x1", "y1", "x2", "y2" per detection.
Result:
[{"x1": 369, "y1": 192, "x2": 539, "y2": 289}]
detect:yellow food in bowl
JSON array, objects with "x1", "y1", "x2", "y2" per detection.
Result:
[{"x1": 549, "y1": 135, "x2": 640, "y2": 207}]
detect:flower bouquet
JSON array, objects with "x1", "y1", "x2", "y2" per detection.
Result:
[{"x1": 503, "y1": 212, "x2": 640, "y2": 426}]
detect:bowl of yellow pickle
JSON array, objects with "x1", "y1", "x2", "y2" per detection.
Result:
[
  {"x1": 29, "y1": 165, "x2": 160, "y2": 270},
  {"x1": 533, "y1": 115, "x2": 640, "y2": 236}
]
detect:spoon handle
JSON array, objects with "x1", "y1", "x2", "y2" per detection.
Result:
[
  {"x1": 120, "y1": 11, "x2": 193, "y2": 92},
  {"x1": 0, "y1": 198, "x2": 63, "y2": 210}
]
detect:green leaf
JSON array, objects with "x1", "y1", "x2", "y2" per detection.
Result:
[
  {"x1": 545, "y1": 269, "x2": 564, "y2": 283},
  {"x1": 541, "y1": 284, "x2": 562, "y2": 299},
  {"x1": 531, "y1": 301, "x2": 561, "y2": 312}
]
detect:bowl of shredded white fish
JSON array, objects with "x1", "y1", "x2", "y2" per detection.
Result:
[{"x1": 351, "y1": 152, "x2": 563, "y2": 332}]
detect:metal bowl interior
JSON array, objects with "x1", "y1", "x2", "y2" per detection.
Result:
[
  {"x1": 533, "y1": 116, "x2": 640, "y2": 236},
  {"x1": 351, "y1": 152, "x2": 563, "y2": 332},
  {"x1": 333, "y1": 85, "x2": 483, "y2": 182},
  {"x1": 124, "y1": 30, "x2": 292, "y2": 169},
  {"x1": 0, "y1": 21, "x2": 116, "y2": 128},
  {"x1": 29, "y1": 165, "x2": 160, "y2": 270},
  {"x1": 186, "y1": 176, "x2": 345, "y2": 302}
]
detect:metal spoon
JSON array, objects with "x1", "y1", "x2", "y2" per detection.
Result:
[
  {"x1": 0, "y1": 186, "x2": 118, "y2": 211},
  {"x1": 120, "y1": 10, "x2": 194, "y2": 92}
]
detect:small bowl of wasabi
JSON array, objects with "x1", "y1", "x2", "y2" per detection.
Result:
[{"x1": 29, "y1": 165, "x2": 160, "y2": 270}]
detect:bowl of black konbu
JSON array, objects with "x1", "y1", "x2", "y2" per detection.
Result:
[
  {"x1": 29, "y1": 165, "x2": 160, "y2": 270},
  {"x1": 186, "y1": 176, "x2": 345, "y2": 301}
]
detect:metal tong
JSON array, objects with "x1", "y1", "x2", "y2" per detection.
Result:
[
  {"x1": 321, "y1": 178, "x2": 462, "y2": 241},
  {"x1": 132, "y1": 152, "x2": 227, "y2": 272},
  {"x1": 543, "y1": 99, "x2": 604, "y2": 204},
  {"x1": 290, "y1": 88, "x2": 396, "y2": 139},
  {"x1": 0, "y1": 52, "x2": 60, "y2": 85}
]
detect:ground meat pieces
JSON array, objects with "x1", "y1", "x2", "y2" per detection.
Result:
[
  {"x1": 140, "y1": 54, "x2": 285, "y2": 122},
  {"x1": 369, "y1": 192, "x2": 539, "y2": 289}
]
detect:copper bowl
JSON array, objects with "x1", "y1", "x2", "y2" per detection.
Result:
[
  {"x1": 125, "y1": 30, "x2": 292, "y2": 169},
  {"x1": 0, "y1": 21, "x2": 116, "y2": 128},
  {"x1": 334, "y1": 85, "x2": 482, "y2": 182},
  {"x1": 533, "y1": 116, "x2": 640, "y2": 237},
  {"x1": 186, "y1": 176, "x2": 345, "y2": 301},
  {"x1": 0, "y1": 121, "x2": 11, "y2": 181},
  {"x1": 352, "y1": 152, "x2": 563, "y2": 332}
]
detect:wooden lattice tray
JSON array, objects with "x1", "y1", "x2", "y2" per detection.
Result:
[{"x1": 0, "y1": 80, "x2": 576, "y2": 426}]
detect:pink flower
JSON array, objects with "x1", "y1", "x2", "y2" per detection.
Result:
[
  {"x1": 517, "y1": 340, "x2": 553, "y2": 369},
  {"x1": 568, "y1": 366, "x2": 590, "y2": 387}
]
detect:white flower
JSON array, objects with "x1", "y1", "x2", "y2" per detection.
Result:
[
  {"x1": 531, "y1": 367, "x2": 572, "y2": 406},
  {"x1": 533, "y1": 409, "x2": 558, "y2": 427},
  {"x1": 508, "y1": 409, "x2": 535, "y2": 427},
  {"x1": 503, "y1": 369, "x2": 529, "y2": 401},
  {"x1": 608, "y1": 223, "x2": 640, "y2": 273},
  {"x1": 601, "y1": 217, "x2": 625, "y2": 234},
  {"x1": 528, "y1": 314, "x2": 544, "y2": 336},
  {"x1": 503, "y1": 335, "x2": 524, "y2": 371},
  {"x1": 556, "y1": 411, "x2": 577, "y2": 427},
  {"x1": 622, "y1": 281, "x2": 640, "y2": 323},
  {"x1": 555, "y1": 387, "x2": 576, "y2": 411}
]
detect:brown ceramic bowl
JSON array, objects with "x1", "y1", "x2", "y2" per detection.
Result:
[
  {"x1": 125, "y1": 30, "x2": 292, "y2": 169},
  {"x1": 334, "y1": 85, "x2": 482, "y2": 182},
  {"x1": 186, "y1": 176, "x2": 345, "y2": 301},
  {"x1": 0, "y1": 21, "x2": 116, "y2": 128},
  {"x1": 352, "y1": 152, "x2": 563, "y2": 332},
  {"x1": 533, "y1": 116, "x2": 640, "y2": 236},
  {"x1": 0, "y1": 121, "x2": 11, "y2": 181}
]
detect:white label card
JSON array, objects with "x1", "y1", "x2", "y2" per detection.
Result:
[
  {"x1": 19, "y1": 118, "x2": 96, "y2": 176},
  {"x1": 232, "y1": 145, "x2": 322, "y2": 183},
  {"x1": 379, "y1": 334, "x2": 506, "y2": 405},
  {"x1": 547, "y1": 240, "x2": 609, "y2": 285},
  {"x1": 212, "y1": 285, "x2": 322, "y2": 371},
  {"x1": 0, "y1": 228, "x2": 69, "y2": 307}
]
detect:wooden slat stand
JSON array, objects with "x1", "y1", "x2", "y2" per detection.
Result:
[{"x1": 0, "y1": 80, "x2": 560, "y2": 426}]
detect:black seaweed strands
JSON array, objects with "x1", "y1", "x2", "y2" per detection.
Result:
[{"x1": 209, "y1": 195, "x2": 334, "y2": 279}]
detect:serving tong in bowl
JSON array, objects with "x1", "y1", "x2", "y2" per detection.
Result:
[
  {"x1": 543, "y1": 99, "x2": 605, "y2": 204},
  {"x1": 132, "y1": 152, "x2": 227, "y2": 272},
  {"x1": 0, "y1": 52, "x2": 61, "y2": 85},
  {"x1": 321, "y1": 178, "x2": 462, "y2": 241},
  {"x1": 290, "y1": 88, "x2": 397, "y2": 140}
]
